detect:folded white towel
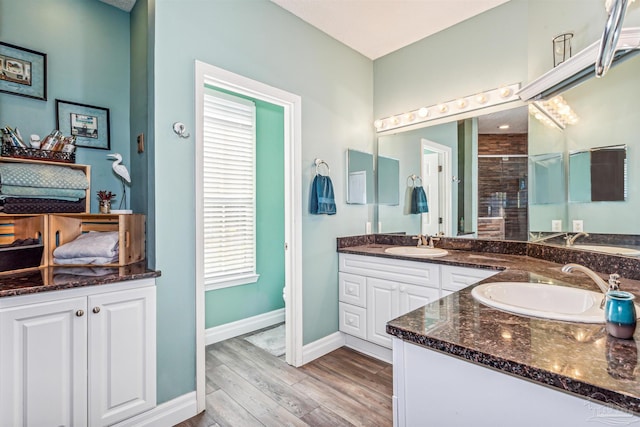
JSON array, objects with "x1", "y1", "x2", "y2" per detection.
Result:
[
  {"x1": 53, "y1": 255, "x2": 119, "y2": 265},
  {"x1": 53, "y1": 231, "x2": 119, "y2": 259}
]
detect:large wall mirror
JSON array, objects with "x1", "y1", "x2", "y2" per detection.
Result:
[{"x1": 375, "y1": 51, "x2": 639, "y2": 249}]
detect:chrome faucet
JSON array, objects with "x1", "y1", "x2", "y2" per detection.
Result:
[
  {"x1": 412, "y1": 234, "x2": 429, "y2": 247},
  {"x1": 530, "y1": 232, "x2": 567, "y2": 243},
  {"x1": 565, "y1": 232, "x2": 589, "y2": 247},
  {"x1": 561, "y1": 263, "x2": 621, "y2": 307}
]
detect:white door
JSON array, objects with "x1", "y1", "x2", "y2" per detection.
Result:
[
  {"x1": 0, "y1": 297, "x2": 88, "y2": 427},
  {"x1": 367, "y1": 277, "x2": 399, "y2": 348},
  {"x1": 421, "y1": 152, "x2": 440, "y2": 235},
  {"x1": 88, "y1": 286, "x2": 156, "y2": 427},
  {"x1": 398, "y1": 283, "x2": 441, "y2": 317}
]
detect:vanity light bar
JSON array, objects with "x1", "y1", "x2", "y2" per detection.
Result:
[
  {"x1": 373, "y1": 83, "x2": 521, "y2": 133},
  {"x1": 529, "y1": 95, "x2": 579, "y2": 130}
]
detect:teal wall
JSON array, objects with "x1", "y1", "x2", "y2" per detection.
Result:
[
  {"x1": 150, "y1": 0, "x2": 373, "y2": 403},
  {"x1": 204, "y1": 87, "x2": 285, "y2": 328},
  {"x1": 0, "y1": 0, "x2": 131, "y2": 212}
]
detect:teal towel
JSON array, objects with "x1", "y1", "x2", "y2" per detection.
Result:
[
  {"x1": 0, "y1": 184, "x2": 85, "y2": 200},
  {"x1": 411, "y1": 186, "x2": 429, "y2": 214},
  {"x1": 0, "y1": 163, "x2": 89, "y2": 189},
  {"x1": 310, "y1": 175, "x2": 336, "y2": 215}
]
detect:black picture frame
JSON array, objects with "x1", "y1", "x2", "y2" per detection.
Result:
[
  {"x1": 0, "y1": 41, "x2": 47, "y2": 101},
  {"x1": 56, "y1": 99, "x2": 110, "y2": 150}
]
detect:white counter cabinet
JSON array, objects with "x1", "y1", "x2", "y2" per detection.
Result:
[
  {"x1": 338, "y1": 253, "x2": 496, "y2": 361},
  {"x1": 0, "y1": 278, "x2": 156, "y2": 427},
  {"x1": 392, "y1": 337, "x2": 639, "y2": 427}
]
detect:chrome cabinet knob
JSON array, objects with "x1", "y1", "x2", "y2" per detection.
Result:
[
  {"x1": 93, "y1": 307, "x2": 101, "y2": 314},
  {"x1": 76, "y1": 310, "x2": 84, "y2": 317}
]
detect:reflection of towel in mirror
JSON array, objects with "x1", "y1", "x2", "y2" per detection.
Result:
[
  {"x1": 411, "y1": 186, "x2": 429, "y2": 214},
  {"x1": 53, "y1": 231, "x2": 119, "y2": 264},
  {"x1": 310, "y1": 175, "x2": 336, "y2": 215}
]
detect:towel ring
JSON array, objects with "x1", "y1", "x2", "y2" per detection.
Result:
[
  {"x1": 314, "y1": 158, "x2": 330, "y2": 176},
  {"x1": 407, "y1": 174, "x2": 422, "y2": 187}
]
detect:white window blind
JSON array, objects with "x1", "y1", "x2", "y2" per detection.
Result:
[{"x1": 203, "y1": 89, "x2": 258, "y2": 289}]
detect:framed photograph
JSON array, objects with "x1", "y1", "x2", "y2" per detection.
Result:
[
  {"x1": 56, "y1": 99, "x2": 110, "y2": 150},
  {"x1": 0, "y1": 42, "x2": 47, "y2": 100}
]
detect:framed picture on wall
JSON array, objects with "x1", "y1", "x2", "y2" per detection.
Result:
[
  {"x1": 56, "y1": 99, "x2": 110, "y2": 150},
  {"x1": 0, "y1": 41, "x2": 47, "y2": 100}
]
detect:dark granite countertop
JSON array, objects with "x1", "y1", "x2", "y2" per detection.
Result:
[
  {"x1": 338, "y1": 237, "x2": 640, "y2": 415},
  {"x1": 0, "y1": 262, "x2": 161, "y2": 298}
]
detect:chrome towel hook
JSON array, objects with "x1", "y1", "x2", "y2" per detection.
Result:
[{"x1": 172, "y1": 122, "x2": 190, "y2": 139}]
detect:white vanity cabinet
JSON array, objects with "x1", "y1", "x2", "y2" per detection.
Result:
[
  {"x1": 440, "y1": 264, "x2": 496, "y2": 297},
  {"x1": 339, "y1": 254, "x2": 440, "y2": 351},
  {"x1": 0, "y1": 278, "x2": 156, "y2": 427}
]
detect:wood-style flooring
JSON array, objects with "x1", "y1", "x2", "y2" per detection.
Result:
[{"x1": 176, "y1": 332, "x2": 392, "y2": 427}]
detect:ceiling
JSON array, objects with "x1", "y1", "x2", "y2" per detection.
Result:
[
  {"x1": 270, "y1": 0, "x2": 510, "y2": 59},
  {"x1": 99, "y1": 0, "x2": 510, "y2": 59}
]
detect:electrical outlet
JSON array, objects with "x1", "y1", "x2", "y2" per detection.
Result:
[
  {"x1": 572, "y1": 220, "x2": 584, "y2": 232},
  {"x1": 551, "y1": 220, "x2": 562, "y2": 232},
  {"x1": 366, "y1": 222, "x2": 372, "y2": 234},
  {"x1": 378, "y1": 222, "x2": 382, "y2": 233}
]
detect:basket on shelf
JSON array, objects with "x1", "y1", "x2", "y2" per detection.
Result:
[{"x1": 1, "y1": 143, "x2": 76, "y2": 164}]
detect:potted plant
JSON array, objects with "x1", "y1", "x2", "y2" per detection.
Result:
[{"x1": 97, "y1": 190, "x2": 116, "y2": 214}]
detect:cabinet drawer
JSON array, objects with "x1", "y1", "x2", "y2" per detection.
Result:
[
  {"x1": 339, "y1": 272, "x2": 366, "y2": 307},
  {"x1": 441, "y1": 265, "x2": 497, "y2": 292},
  {"x1": 339, "y1": 253, "x2": 439, "y2": 288},
  {"x1": 339, "y1": 302, "x2": 367, "y2": 340}
]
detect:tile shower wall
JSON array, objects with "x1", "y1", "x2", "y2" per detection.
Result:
[{"x1": 478, "y1": 134, "x2": 528, "y2": 241}]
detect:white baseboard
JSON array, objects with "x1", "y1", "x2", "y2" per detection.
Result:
[
  {"x1": 205, "y1": 308, "x2": 285, "y2": 346},
  {"x1": 113, "y1": 391, "x2": 197, "y2": 427},
  {"x1": 344, "y1": 334, "x2": 392, "y2": 364},
  {"x1": 301, "y1": 331, "x2": 345, "y2": 365}
]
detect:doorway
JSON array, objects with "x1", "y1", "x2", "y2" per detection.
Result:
[
  {"x1": 420, "y1": 139, "x2": 452, "y2": 236},
  {"x1": 194, "y1": 61, "x2": 303, "y2": 412}
]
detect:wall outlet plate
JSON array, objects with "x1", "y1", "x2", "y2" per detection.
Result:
[
  {"x1": 366, "y1": 222, "x2": 372, "y2": 234},
  {"x1": 572, "y1": 220, "x2": 584, "y2": 232},
  {"x1": 551, "y1": 220, "x2": 562, "y2": 232}
]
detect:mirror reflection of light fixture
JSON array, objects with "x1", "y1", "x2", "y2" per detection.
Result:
[
  {"x1": 529, "y1": 95, "x2": 579, "y2": 130},
  {"x1": 373, "y1": 83, "x2": 521, "y2": 132}
]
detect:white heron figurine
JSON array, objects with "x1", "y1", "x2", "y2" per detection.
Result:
[{"x1": 107, "y1": 153, "x2": 131, "y2": 210}]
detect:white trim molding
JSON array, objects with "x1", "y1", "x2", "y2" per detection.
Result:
[
  {"x1": 205, "y1": 308, "x2": 285, "y2": 345},
  {"x1": 113, "y1": 392, "x2": 197, "y2": 427},
  {"x1": 301, "y1": 331, "x2": 345, "y2": 365},
  {"x1": 195, "y1": 60, "x2": 303, "y2": 413}
]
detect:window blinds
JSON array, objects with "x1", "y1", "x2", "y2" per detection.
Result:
[{"x1": 202, "y1": 90, "x2": 257, "y2": 287}]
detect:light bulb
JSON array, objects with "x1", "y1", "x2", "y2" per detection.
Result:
[
  {"x1": 374, "y1": 120, "x2": 383, "y2": 130},
  {"x1": 475, "y1": 94, "x2": 488, "y2": 104},
  {"x1": 390, "y1": 116, "x2": 400, "y2": 125},
  {"x1": 437, "y1": 104, "x2": 448, "y2": 113},
  {"x1": 499, "y1": 87, "x2": 512, "y2": 98},
  {"x1": 418, "y1": 107, "x2": 429, "y2": 118},
  {"x1": 456, "y1": 99, "x2": 468, "y2": 109},
  {"x1": 404, "y1": 112, "x2": 415, "y2": 122}
]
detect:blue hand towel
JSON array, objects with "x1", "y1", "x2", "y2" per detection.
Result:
[
  {"x1": 310, "y1": 175, "x2": 336, "y2": 215},
  {"x1": 411, "y1": 186, "x2": 429, "y2": 214}
]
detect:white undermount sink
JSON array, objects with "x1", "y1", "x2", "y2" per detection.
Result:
[
  {"x1": 572, "y1": 245, "x2": 640, "y2": 256},
  {"x1": 471, "y1": 281, "x2": 633, "y2": 323},
  {"x1": 384, "y1": 246, "x2": 449, "y2": 258}
]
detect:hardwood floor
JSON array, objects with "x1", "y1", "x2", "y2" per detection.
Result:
[{"x1": 176, "y1": 333, "x2": 392, "y2": 427}]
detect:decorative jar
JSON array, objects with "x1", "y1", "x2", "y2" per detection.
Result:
[{"x1": 605, "y1": 290, "x2": 637, "y2": 339}]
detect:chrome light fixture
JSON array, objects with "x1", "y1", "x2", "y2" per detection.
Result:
[{"x1": 596, "y1": 0, "x2": 631, "y2": 77}]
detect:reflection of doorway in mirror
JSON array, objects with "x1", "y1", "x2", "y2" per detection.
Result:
[{"x1": 420, "y1": 139, "x2": 452, "y2": 236}]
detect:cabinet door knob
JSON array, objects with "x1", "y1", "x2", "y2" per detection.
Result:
[
  {"x1": 76, "y1": 309, "x2": 85, "y2": 317},
  {"x1": 400, "y1": 286, "x2": 406, "y2": 293},
  {"x1": 348, "y1": 286, "x2": 355, "y2": 294},
  {"x1": 93, "y1": 307, "x2": 101, "y2": 314},
  {"x1": 347, "y1": 318, "x2": 354, "y2": 325}
]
